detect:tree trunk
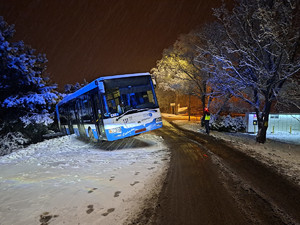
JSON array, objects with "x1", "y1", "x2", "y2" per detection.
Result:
[
  {"x1": 256, "y1": 124, "x2": 268, "y2": 143},
  {"x1": 207, "y1": 94, "x2": 213, "y2": 109},
  {"x1": 188, "y1": 94, "x2": 191, "y2": 121},
  {"x1": 201, "y1": 94, "x2": 206, "y2": 112},
  {"x1": 201, "y1": 81, "x2": 207, "y2": 112},
  {"x1": 256, "y1": 101, "x2": 272, "y2": 143},
  {"x1": 175, "y1": 92, "x2": 179, "y2": 115}
]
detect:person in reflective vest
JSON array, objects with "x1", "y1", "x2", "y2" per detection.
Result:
[{"x1": 203, "y1": 107, "x2": 211, "y2": 135}]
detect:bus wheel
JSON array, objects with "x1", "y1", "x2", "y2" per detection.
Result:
[{"x1": 88, "y1": 128, "x2": 96, "y2": 142}]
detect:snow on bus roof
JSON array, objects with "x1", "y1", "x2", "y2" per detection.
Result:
[
  {"x1": 97, "y1": 72, "x2": 150, "y2": 81},
  {"x1": 57, "y1": 72, "x2": 150, "y2": 106}
]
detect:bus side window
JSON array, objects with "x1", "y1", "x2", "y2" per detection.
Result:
[
  {"x1": 59, "y1": 105, "x2": 68, "y2": 125},
  {"x1": 81, "y1": 96, "x2": 93, "y2": 122}
]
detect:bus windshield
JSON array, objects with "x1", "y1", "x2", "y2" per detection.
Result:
[{"x1": 102, "y1": 76, "x2": 158, "y2": 118}]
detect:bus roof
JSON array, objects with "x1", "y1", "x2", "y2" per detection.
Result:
[
  {"x1": 98, "y1": 72, "x2": 150, "y2": 81},
  {"x1": 57, "y1": 72, "x2": 150, "y2": 107}
]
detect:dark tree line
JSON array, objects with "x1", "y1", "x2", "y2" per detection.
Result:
[{"x1": 0, "y1": 16, "x2": 92, "y2": 144}]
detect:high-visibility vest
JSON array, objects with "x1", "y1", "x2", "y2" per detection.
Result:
[{"x1": 205, "y1": 114, "x2": 210, "y2": 121}]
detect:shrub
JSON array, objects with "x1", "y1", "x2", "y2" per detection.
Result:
[
  {"x1": 0, "y1": 132, "x2": 29, "y2": 156},
  {"x1": 210, "y1": 115, "x2": 246, "y2": 132},
  {"x1": 0, "y1": 115, "x2": 56, "y2": 156}
]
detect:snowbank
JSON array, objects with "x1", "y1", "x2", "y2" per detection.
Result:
[
  {"x1": 263, "y1": 131, "x2": 300, "y2": 145},
  {"x1": 169, "y1": 117, "x2": 300, "y2": 186},
  {"x1": 0, "y1": 133, "x2": 169, "y2": 225}
]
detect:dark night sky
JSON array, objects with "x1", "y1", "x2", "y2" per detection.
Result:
[{"x1": 0, "y1": 0, "x2": 232, "y2": 89}]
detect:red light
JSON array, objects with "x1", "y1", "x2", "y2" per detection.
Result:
[{"x1": 135, "y1": 128, "x2": 146, "y2": 133}]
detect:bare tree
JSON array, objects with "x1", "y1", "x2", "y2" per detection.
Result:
[
  {"x1": 196, "y1": 0, "x2": 300, "y2": 143},
  {"x1": 152, "y1": 31, "x2": 212, "y2": 117},
  {"x1": 276, "y1": 75, "x2": 300, "y2": 111}
]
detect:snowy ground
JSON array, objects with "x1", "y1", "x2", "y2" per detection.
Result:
[
  {"x1": 169, "y1": 116, "x2": 300, "y2": 186},
  {"x1": 1, "y1": 115, "x2": 299, "y2": 225},
  {"x1": 0, "y1": 133, "x2": 169, "y2": 225}
]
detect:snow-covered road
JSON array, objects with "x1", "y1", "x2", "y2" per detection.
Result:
[{"x1": 0, "y1": 133, "x2": 169, "y2": 225}]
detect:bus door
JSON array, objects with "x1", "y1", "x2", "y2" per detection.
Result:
[
  {"x1": 92, "y1": 93, "x2": 104, "y2": 139},
  {"x1": 75, "y1": 99, "x2": 86, "y2": 137},
  {"x1": 68, "y1": 103, "x2": 75, "y2": 134}
]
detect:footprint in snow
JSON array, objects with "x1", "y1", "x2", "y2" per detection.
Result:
[
  {"x1": 102, "y1": 208, "x2": 115, "y2": 216},
  {"x1": 88, "y1": 188, "x2": 98, "y2": 194},
  {"x1": 114, "y1": 191, "x2": 121, "y2": 197},
  {"x1": 86, "y1": 205, "x2": 94, "y2": 214},
  {"x1": 39, "y1": 212, "x2": 59, "y2": 225},
  {"x1": 130, "y1": 181, "x2": 139, "y2": 186}
]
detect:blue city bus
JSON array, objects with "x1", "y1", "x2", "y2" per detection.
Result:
[{"x1": 56, "y1": 73, "x2": 162, "y2": 141}]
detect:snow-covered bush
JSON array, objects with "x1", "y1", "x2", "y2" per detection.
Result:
[
  {"x1": 20, "y1": 112, "x2": 54, "y2": 127},
  {"x1": 0, "y1": 132, "x2": 29, "y2": 156},
  {"x1": 0, "y1": 16, "x2": 60, "y2": 148},
  {"x1": 210, "y1": 115, "x2": 246, "y2": 132},
  {"x1": 23, "y1": 123, "x2": 50, "y2": 143}
]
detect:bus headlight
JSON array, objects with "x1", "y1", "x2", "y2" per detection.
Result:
[
  {"x1": 155, "y1": 117, "x2": 162, "y2": 123},
  {"x1": 109, "y1": 127, "x2": 122, "y2": 134}
]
